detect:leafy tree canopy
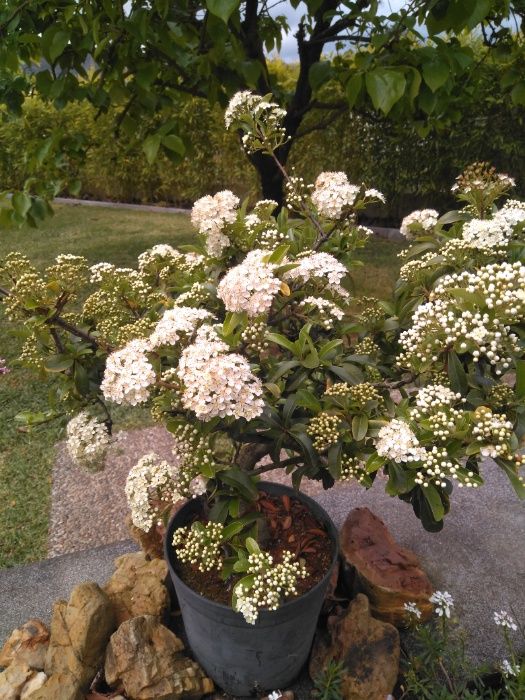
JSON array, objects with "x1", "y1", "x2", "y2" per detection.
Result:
[{"x1": 0, "y1": 0, "x2": 524, "y2": 222}]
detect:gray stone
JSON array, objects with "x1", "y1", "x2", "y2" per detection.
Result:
[
  {"x1": 0, "y1": 541, "x2": 137, "y2": 647},
  {"x1": 314, "y1": 460, "x2": 525, "y2": 665}
]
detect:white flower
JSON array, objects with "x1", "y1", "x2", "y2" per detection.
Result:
[
  {"x1": 285, "y1": 252, "x2": 348, "y2": 296},
  {"x1": 224, "y1": 91, "x2": 285, "y2": 129},
  {"x1": 177, "y1": 326, "x2": 265, "y2": 421},
  {"x1": 311, "y1": 171, "x2": 360, "y2": 219},
  {"x1": 400, "y1": 209, "x2": 439, "y2": 239},
  {"x1": 364, "y1": 188, "x2": 386, "y2": 203},
  {"x1": 137, "y1": 244, "x2": 181, "y2": 270},
  {"x1": 375, "y1": 419, "x2": 426, "y2": 463},
  {"x1": 217, "y1": 250, "x2": 281, "y2": 317},
  {"x1": 66, "y1": 411, "x2": 111, "y2": 472},
  {"x1": 149, "y1": 307, "x2": 212, "y2": 348},
  {"x1": 404, "y1": 602, "x2": 422, "y2": 619},
  {"x1": 462, "y1": 218, "x2": 511, "y2": 250},
  {"x1": 101, "y1": 338, "x2": 155, "y2": 406},
  {"x1": 191, "y1": 190, "x2": 239, "y2": 257},
  {"x1": 430, "y1": 590, "x2": 454, "y2": 618},
  {"x1": 125, "y1": 453, "x2": 182, "y2": 532},
  {"x1": 501, "y1": 659, "x2": 521, "y2": 677},
  {"x1": 494, "y1": 610, "x2": 518, "y2": 631}
]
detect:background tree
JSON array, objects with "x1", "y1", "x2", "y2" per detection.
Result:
[{"x1": 0, "y1": 0, "x2": 524, "y2": 222}]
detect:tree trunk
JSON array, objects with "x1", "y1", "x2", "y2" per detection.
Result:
[{"x1": 249, "y1": 149, "x2": 287, "y2": 204}]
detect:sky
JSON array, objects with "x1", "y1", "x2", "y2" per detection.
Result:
[{"x1": 272, "y1": 1, "x2": 409, "y2": 61}]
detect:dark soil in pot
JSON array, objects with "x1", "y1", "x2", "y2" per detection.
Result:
[{"x1": 176, "y1": 490, "x2": 333, "y2": 604}]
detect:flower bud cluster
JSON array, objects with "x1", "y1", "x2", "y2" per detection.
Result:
[
  {"x1": 451, "y1": 162, "x2": 514, "y2": 205},
  {"x1": 307, "y1": 412, "x2": 341, "y2": 450},
  {"x1": 46, "y1": 254, "x2": 89, "y2": 293},
  {"x1": 66, "y1": 411, "x2": 111, "y2": 472},
  {"x1": 172, "y1": 522, "x2": 225, "y2": 572},
  {"x1": 241, "y1": 320, "x2": 269, "y2": 354},
  {"x1": 171, "y1": 421, "x2": 216, "y2": 492},
  {"x1": 324, "y1": 382, "x2": 351, "y2": 398},
  {"x1": 299, "y1": 296, "x2": 344, "y2": 329},
  {"x1": 339, "y1": 456, "x2": 369, "y2": 485},
  {"x1": 235, "y1": 551, "x2": 307, "y2": 624},
  {"x1": 488, "y1": 383, "x2": 514, "y2": 408},
  {"x1": 3, "y1": 271, "x2": 48, "y2": 320},
  {"x1": 284, "y1": 174, "x2": 313, "y2": 210},
  {"x1": 347, "y1": 382, "x2": 382, "y2": 408},
  {"x1": 174, "y1": 282, "x2": 209, "y2": 308},
  {"x1": 358, "y1": 297, "x2": 386, "y2": 324},
  {"x1": 18, "y1": 334, "x2": 46, "y2": 370},
  {"x1": 354, "y1": 337, "x2": 380, "y2": 356},
  {"x1": 413, "y1": 446, "x2": 481, "y2": 490}
]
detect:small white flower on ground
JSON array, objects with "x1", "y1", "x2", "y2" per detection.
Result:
[
  {"x1": 430, "y1": 590, "x2": 454, "y2": 618},
  {"x1": 501, "y1": 659, "x2": 521, "y2": 677},
  {"x1": 494, "y1": 610, "x2": 518, "y2": 631},
  {"x1": 404, "y1": 601, "x2": 422, "y2": 619}
]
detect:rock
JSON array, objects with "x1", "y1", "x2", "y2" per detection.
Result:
[
  {"x1": 0, "y1": 662, "x2": 33, "y2": 700},
  {"x1": 20, "y1": 672, "x2": 47, "y2": 699},
  {"x1": 45, "y1": 582, "x2": 116, "y2": 691},
  {"x1": 0, "y1": 621, "x2": 49, "y2": 671},
  {"x1": 104, "y1": 552, "x2": 168, "y2": 625},
  {"x1": 22, "y1": 673, "x2": 84, "y2": 700},
  {"x1": 309, "y1": 594, "x2": 400, "y2": 700},
  {"x1": 105, "y1": 615, "x2": 214, "y2": 699},
  {"x1": 340, "y1": 507, "x2": 433, "y2": 625}
]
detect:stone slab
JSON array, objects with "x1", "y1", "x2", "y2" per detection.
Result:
[
  {"x1": 0, "y1": 539, "x2": 137, "y2": 646},
  {"x1": 314, "y1": 461, "x2": 525, "y2": 666}
]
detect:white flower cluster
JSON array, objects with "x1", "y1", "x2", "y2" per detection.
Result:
[
  {"x1": 375, "y1": 419, "x2": 426, "y2": 463},
  {"x1": 66, "y1": 411, "x2": 111, "y2": 472},
  {"x1": 217, "y1": 250, "x2": 281, "y2": 317},
  {"x1": 299, "y1": 296, "x2": 345, "y2": 329},
  {"x1": 172, "y1": 522, "x2": 225, "y2": 572},
  {"x1": 311, "y1": 171, "x2": 360, "y2": 219},
  {"x1": 191, "y1": 190, "x2": 239, "y2": 257},
  {"x1": 149, "y1": 307, "x2": 212, "y2": 348},
  {"x1": 494, "y1": 610, "x2": 518, "y2": 632},
  {"x1": 364, "y1": 188, "x2": 386, "y2": 203},
  {"x1": 400, "y1": 209, "x2": 439, "y2": 239},
  {"x1": 177, "y1": 326, "x2": 265, "y2": 421},
  {"x1": 235, "y1": 551, "x2": 307, "y2": 624},
  {"x1": 461, "y1": 217, "x2": 513, "y2": 251},
  {"x1": 125, "y1": 453, "x2": 182, "y2": 532},
  {"x1": 101, "y1": 339, "x2": 156, "y2": 405},
  {"x1": 285, "y1": 252, "x2": 348, "y2": 297},
  {"x1": 404, "y1": 601, "x2": 422, "y2": 620},
  {"x1": 430, "y1": 590, "x2": 454, "y2": 618},
  {"x1": 224, "y1": 91, "x2": 286, "y2": 129},
  {"x1": 137, "y1": 244, "x2": 181, "y2": 270},
  {"x1": 398, "y1": 262, "x2": 525, "y2": 373},
  {"x1": 412, "y1": 384, "x2": 462, "y2": 416},
  {"x1": 501, "y1": 659, "x2": 521, "y2": 677}
]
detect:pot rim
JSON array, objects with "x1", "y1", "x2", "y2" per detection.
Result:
[{"x1": 164, "y1": 480, "x2": 339, "y2": 614}]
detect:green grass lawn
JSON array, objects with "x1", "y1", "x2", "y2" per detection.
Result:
[{"x1": 0, "y1": 204, "x2": 402, "y2": 568}]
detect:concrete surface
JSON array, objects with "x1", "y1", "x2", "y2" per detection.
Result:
[
  {"x1": 0, "y1": 539, "x2": 137, "y2": 645},
  {"x1": 314, "y1": 461, "x2": 525, "y2": 666}
]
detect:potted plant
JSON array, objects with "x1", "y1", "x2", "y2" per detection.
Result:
[{"x1": 2, "y1": 94, "x2": 525, "y2": 695}]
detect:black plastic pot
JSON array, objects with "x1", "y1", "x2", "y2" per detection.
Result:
[{"x1": 164, "y1": 481, "x2": 339, "y2": 696}]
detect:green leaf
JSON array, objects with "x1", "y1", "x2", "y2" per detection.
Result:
[
  {"x1": 423, "y1": 484, "x2": 445, "y2": 522},
  {"x1": 345, "y1": 73, "x2": 362, "y2": 109},
  {"x1": 365, "y1": 68, "x2": 406, "y2": 115},
  {"x1": 44, "y1": 355, "x2": 74, "y2": 373},
  {"x1": 266, "y1": 332, "x2": 297, "y2": 354},
  {"x1": 220, "y1": 467, "x2": 259, "y2": 501},
  {"x1": 497, "y1": 460, "x2": 525, "y2": 499},
  {"x1": 142, "y1": 134, "x2": 161, "y2": 164},
  {"x1": 447, "y1": 351, "x2": 468, "y2": 395},
  {"x1": 162, "y1": 134, "x2": 185, "y2": 156},
  {"x1": 365, "y1": 452, "x2": 385, "y2": 473},
  {"x1": 516, "y1": 360, "x2": 525, "y2": 400},
  {"x1": 206, "y1": 0, "x2": 239, "y2": 23},
  {"x1": 309, "y1": 61, "x2": 332, "y2": 91},
  {"x1": 12, "y1": 192, "x2": 31, "y2": 218},
  {"x1": 352, "y1": 415, "x2": 369, "y2": 441},
  {"x1": 222, "y1": 521, "x2": 246, "y2": 540},
  {"x1": 44, "y1": 28, "x2": 71, "y2": 63},
  {"x1": 422, "y1": 60, "x2": 450, "y2": 93},
  {"x1": 511, "y1": 83, "x2": 525, "y2": 107},
  {"x1": 245, "y1": 537, "x2": 260, "y2": 555}
]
